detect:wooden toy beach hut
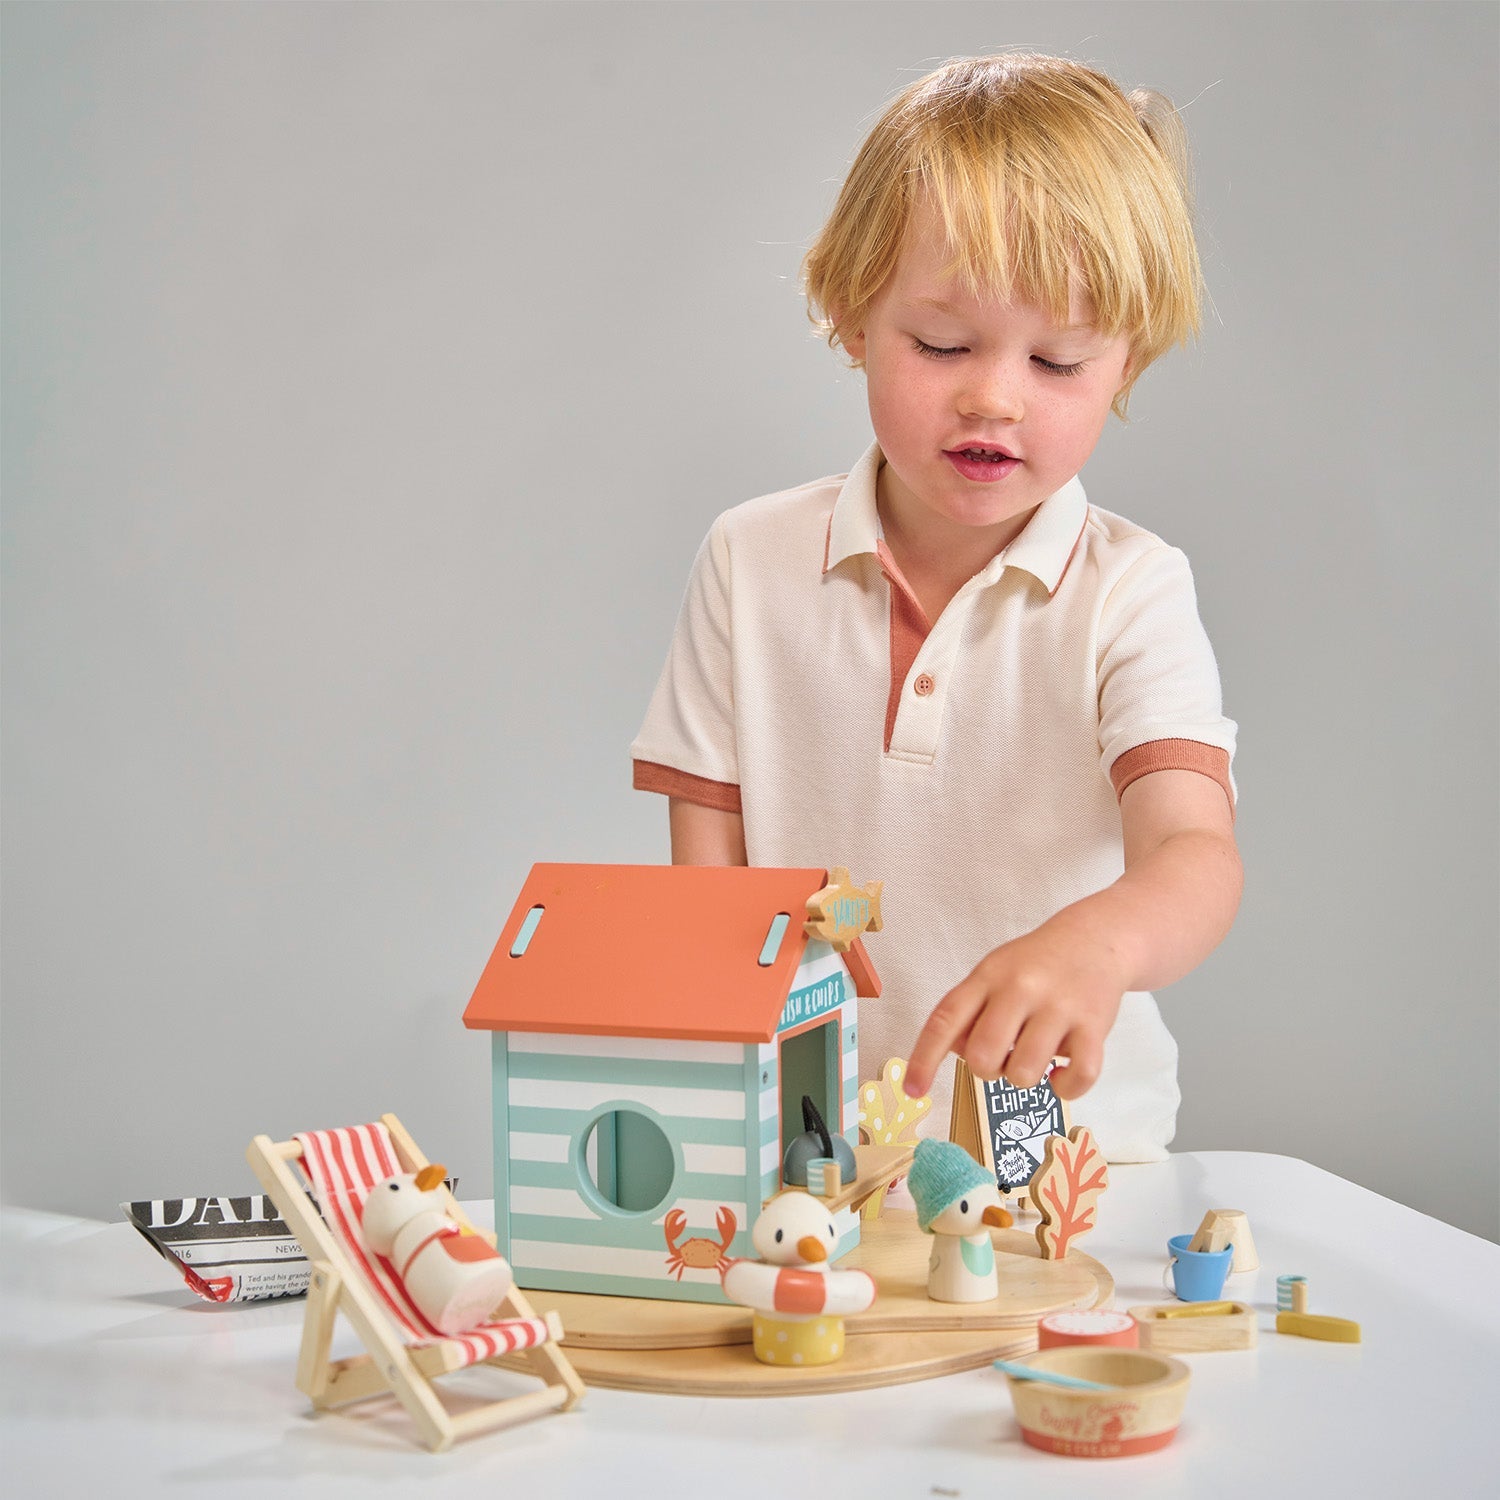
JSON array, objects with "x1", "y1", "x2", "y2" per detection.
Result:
[{"x1": 462, "y1": 863, "x2": 881, "y2": 1305}]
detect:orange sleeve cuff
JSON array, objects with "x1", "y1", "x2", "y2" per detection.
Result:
[
  {"x1": 1110, "y1": 739, "x2": 1234, "y2": 816},
  {"x1": 632, "y1": 760, "x2": 743, "y2": 814}
]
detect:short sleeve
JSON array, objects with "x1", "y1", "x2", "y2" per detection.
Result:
[
  {"x1": 631, "y1": 518, "x2": 742, "y2": 807},
  {"x1": 1096, "y1": 545, "x2": 1237, "y2": 809}
]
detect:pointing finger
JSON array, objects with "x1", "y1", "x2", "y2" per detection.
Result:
[{"x1": 904, "y1": 980, "x2": 987, "y2": 1099}]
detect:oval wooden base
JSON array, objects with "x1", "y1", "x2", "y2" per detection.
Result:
[
  {"x1": 536, "y1": 1320, "x2": 1044, "y2": 1396},
  {"x1": 501, "y1": 1211, "x2": 1113, "y2": 1397}
]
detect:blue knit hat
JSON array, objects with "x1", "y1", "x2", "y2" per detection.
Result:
[{"x1": 909, "y1": 1139, "x2": 994, "y2": 1233}]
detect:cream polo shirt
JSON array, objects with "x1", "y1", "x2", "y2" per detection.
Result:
[{"x1": 632, "y1": 443, "x2": 1237, "y2": 1162}]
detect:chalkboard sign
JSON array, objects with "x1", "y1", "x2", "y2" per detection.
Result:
[{"x1": 950, "y1": 1059, "x2": 1069, "y2": 1196}]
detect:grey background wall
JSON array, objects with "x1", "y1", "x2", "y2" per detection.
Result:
[{"x1": 4, "y1": 1, "x2": 1496, "y2": 1240}]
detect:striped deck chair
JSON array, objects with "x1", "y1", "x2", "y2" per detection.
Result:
[{"x1": 248, "y1": 1113, "x2": 583, "y2": 1452}]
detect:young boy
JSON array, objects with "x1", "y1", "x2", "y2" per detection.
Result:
[{"x1": 630, "y1": 53, "x2": 1241, "y2": 1161}]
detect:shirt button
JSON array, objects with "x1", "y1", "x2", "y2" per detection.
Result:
[{"x1": 914, "y1": 673, "x2": 935, "y2": 697}]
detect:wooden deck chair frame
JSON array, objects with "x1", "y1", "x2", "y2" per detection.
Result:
[{"x1": 247, "y1": 1112, "x2": 584, "y2": 1452}]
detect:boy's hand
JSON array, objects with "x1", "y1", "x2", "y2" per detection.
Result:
[
  {"x1": 902, "y1": 768, "x2": 1243, "y2": 1106},
  {"x1": 903, "y1": 913, "x2": 1127, "y2": 1102}
]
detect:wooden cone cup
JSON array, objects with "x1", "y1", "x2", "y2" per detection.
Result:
[{"x1": 1217, "y1": 1210, "x2": 1258, "y2": 1273}]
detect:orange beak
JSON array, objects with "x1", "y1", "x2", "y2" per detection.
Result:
[
  {"x1": 414, "y1": 1164, "x2": 446, "y2": 1192},
  {"x1": 796, "y1": 1235, "x2": 829, "y2": 1263},
  {"x1": 982, "y1": 1204, "x2": 1014, "y2": 1228}
]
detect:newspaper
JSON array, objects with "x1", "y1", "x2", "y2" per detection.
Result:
[
  {"x1": 123, "y1": 1174, "x2": 464, "y2": 1304},
  {"x1": 122, "y1": 1195, "x2": 311, "y2": 1303}
]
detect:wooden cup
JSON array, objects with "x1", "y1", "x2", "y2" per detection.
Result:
[{"x1": 1002, "y1": 1348, "x2": 1191, "y2": 1458}]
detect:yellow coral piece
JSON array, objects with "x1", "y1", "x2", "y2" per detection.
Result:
[{"x1": 858, "y1": 1057, "x2": 931, "y2": 1145}]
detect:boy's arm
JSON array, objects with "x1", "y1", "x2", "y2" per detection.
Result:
[
  {"x1": 903, "y1": 768, "x2": 1242, "y2": 1101},
  {"x1": 669, "y1": 798, "x2": 747, "y2": 865}
]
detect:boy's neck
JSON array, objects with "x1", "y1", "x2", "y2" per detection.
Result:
[{"x1": 876, "y1": 468, "x2": 1037, "y2": 624}]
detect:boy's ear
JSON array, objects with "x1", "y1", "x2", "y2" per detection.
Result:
[{"x1": 829, "y1": 303, "x2": 866, "y2": 363}]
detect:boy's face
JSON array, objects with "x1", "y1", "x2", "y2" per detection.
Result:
[{"x1": 843, "y1": 203, "x2": 1131, "y2": 555}]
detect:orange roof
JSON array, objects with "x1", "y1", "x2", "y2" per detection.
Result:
[{"x1": 463, "y1": 864, "x2": 880, "y2": 1044}]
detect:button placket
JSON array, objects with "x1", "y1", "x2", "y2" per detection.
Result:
[{"x1": 889, "y1": 582, "x2": 985, "y2": 760}]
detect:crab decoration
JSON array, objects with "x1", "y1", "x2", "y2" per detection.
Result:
[{"x1": 662, "y1": 1205, "x2": 739, "y2": 1280}]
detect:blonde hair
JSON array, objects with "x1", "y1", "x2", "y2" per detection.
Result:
[{"x1": 802, "y1": 53, "x2": 1202, "y2": 416}]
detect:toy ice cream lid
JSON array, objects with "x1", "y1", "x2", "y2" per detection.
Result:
[{"x1": 1038, "y1": 1309, "x2": 1140, "y2": 1349}]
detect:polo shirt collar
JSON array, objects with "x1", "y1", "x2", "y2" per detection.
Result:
[
  {"x1": 823, "y1": 442, "x2": 1089, "y2": 598},
  {"x1": 824, "y1": 442, "x2": 884, "y2": 572},
  {"x1": 998, "y1": 473, "x2": 1088, "y2": 597}
]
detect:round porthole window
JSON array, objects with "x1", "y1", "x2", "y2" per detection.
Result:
[{"x1": 577, "y1": 1106, "x2": 676, "y2": 1217}]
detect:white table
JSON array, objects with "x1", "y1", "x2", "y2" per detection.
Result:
[{"x1": 3, "y1": 1152, "x2": 1497, "y2": 1497}]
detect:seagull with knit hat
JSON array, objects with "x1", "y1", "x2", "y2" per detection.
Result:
[{"x1": 908, "y1": 1139, "x2": 1015, "y2": 1303}]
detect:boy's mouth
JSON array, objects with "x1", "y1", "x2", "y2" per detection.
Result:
[{"x1": 944, "y1": 445, "x2": 1020, "y2": 480}]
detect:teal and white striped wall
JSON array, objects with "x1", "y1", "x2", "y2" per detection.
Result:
[{"x1": 491, "y1": 942, "x2": 862, "y2": 1304}]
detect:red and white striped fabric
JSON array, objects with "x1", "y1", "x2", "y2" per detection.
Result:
[{"x1": 295, "y1": 1121, "x2": 551, "y2": 1369}]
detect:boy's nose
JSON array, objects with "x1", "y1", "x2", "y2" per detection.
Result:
[{"x1": 957, "y1": 365, "x2": 1024, "y2": 423}]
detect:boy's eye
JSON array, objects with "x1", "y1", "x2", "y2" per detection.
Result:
[
  {"x1": 913, "y1": 338, "x2": 965, "y2": 360},
  {"x1": 1033, "y1": 355, "x2": 1087, "y2": 377}
]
